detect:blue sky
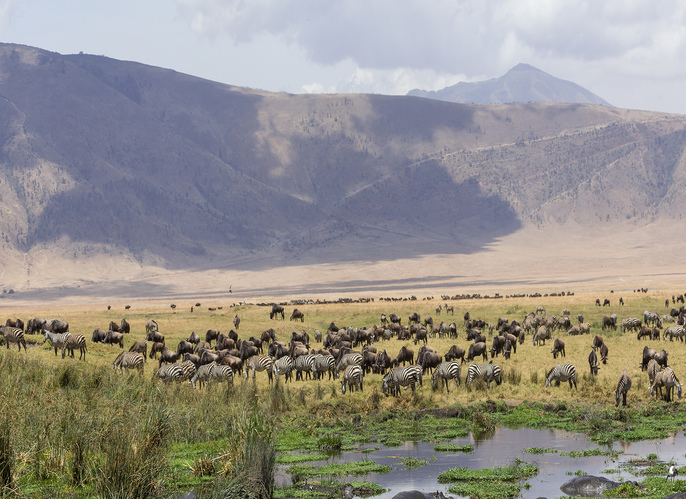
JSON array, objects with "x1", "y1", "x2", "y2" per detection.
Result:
[{"x1": 2, "y1": 0, "x2": 686, "y2": 114}]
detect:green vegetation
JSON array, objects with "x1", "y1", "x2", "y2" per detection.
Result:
[
  {"x1": 2, "y1": 290, "x2": 686, "y2": 497},
  {"x1": 433, "y1": 444, "x2": 474, "y2": 453},
  {"x1": 439, "y1": 460, "x2": 538, "y2": 499},
  {"x1": 523, "y1": 447, "x2": 558, "y2": 454},
  {"x1": 288, "y1": 461, "x2": 391, "y2": 482}
]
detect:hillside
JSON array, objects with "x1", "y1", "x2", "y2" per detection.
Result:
[
  {"x1": 0, "y1": 44, "x2": 685, "y2": 301},
  {"x1": 407, "y1": 63, "x2": 613, "y2": 106}
]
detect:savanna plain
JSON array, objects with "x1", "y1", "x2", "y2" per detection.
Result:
[{"x1": 2, "y1": 290, "x2": 686, "y2": 499}]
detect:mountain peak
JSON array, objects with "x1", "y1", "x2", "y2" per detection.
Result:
[{"x1": 408, "y1": 64, "x2": 612, "y2": 107}]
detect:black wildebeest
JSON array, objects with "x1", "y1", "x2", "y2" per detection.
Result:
[{"x1": 290, "y1": 309, "x2": 305, "y2": 322}]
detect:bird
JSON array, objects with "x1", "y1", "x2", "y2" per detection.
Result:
[
  {"x1": 668, "y1": 464, "x2": 678, "y2": 480},
  {"x1": 229, "y1": 286, "x2": 232, "y2": 293}
]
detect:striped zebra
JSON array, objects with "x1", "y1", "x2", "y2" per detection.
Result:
[
  {"x1": 179, "y1": 360, "x2": 197, "y2": 381},
  {"x1": 244, "y1": 356, "x2": 274, "y2": 383},
  {"x1": 545, "y1": 363, "x2": 577, "y2": 389},
  {"x1": 0, "y1": 326, "x2": 27, "y2": 352},
  {"x1": 646, "y1": 359, "x2": 660, "y2": 386},
  {"x1": 620, "y1": 317, "x2": 641, "y2": 333},
  {"x1": 655, "y1": 367, "x2": 682, "y2": 402},
  {"x1": 154, "y1": 364, "x2": 184, "y2": 383},
  {"x1": 615, "y1": 369, "x2": 632, "y2": 407},
  {"x1": 336, "y1": 352, "x2": 363, "y2": 375},
  {"x1": 294, "y1": 354, "x2": 316, "y2": 381},
  {"x1": 431, "y1": 361, "x2": 461, "y2": 392},
  {"x1": 381, "y1": 366, "x2": 422, "y2": 397},
  {"x1": 644, "y1": 311, "x2": 661, "y2": 327},
  {"x1": 113, "y1": 351, "x2": 144, "y2": 374},
  {"x1": 341, "y1": 365, "x2": 364, "y2": 394},
  {"x1": 61, "y1": 334, "x2": 87, "y2": 360},
  {"x1": 466, "y1": 363, "x2": 502, "y2": 389},
  {"x1": 190, "y1": 362, "x2": 216, "y2": 389},
  {"x1": 313, "y1": 354, "x2": 336, "y2": 380},
  {"x1": 209, "y1": 364, "x2": 234, "y2": 387},
  {"x1": 663, "y1": 325, "x2": 685, "y2": 342},
  {"x1": 272, "y1": 356, "x2": 295, "y2": 383},
  {"x1": 43, "y1": 330, "x2": 71, "y2": 356}
]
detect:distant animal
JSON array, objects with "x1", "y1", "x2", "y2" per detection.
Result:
[
  {"x1": 233, "y1": 314, "x2": 240, "y2": 329},
  {"x1": 614, "y1": 369, "x2": 631, "y2": 407},
  {"x1": 290, "y1": 309, "x2": 305, "y2": 322},
  {"x1": 270, "y1": 304, "x2": 285, "y2": 320}
]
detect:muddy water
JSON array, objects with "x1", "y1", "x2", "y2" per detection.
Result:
[{"x1": 277, "y1": 427, "x2": 686, "y2": 498}]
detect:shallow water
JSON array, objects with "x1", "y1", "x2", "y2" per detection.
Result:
[{"x1": 277, "y1": 427, "x2": 686, "y2": 498}]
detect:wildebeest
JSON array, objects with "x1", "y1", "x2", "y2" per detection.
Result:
[
  {"x1": 104, "y1": 330, "x2": 124, "y2": 349},
  {"x1": 120, "y1": 319, "x2": 130, "y2": 334},
  {"x1": 290, "y1": 309, "x2": 305, "y2": 322},
  {"x1": 408, "y1": 312, "x2": 420, "y2": 325},
  {"x1": 205, "y1": 329, "x2": 220, "y2": 346},
  {"x1": 603, "y1": 299, "x2": 610, "y2": 306},
  {"x1": 467, "y1": 342, "x2": 488, "y2": 362},
  {"x1": 445, "y1": 345, "x2": 466, "y2": 364},
  {"x1": 588, "y1": 349, "x2": 600, "y2": 375},
  {"x1": 187, "y1": 331, "x2": 200, "y2": 345},
  {"x1": 551, "y1": 338, "x2": 565, "y2": 359},
  {"x1": 157, "y1": 346, "x2": 180, "y2": 368},
  {"x1": 91, "y1": 328, "x2": 108, "y2": 343},
  {"x1": 533, "y1": 326, "x2": 550, "y2": 346},
  {"x1": 389, "y1": 314, "x2": 402, "y2": 325},
  {"x1": 592, "y1": 335, "x2": 604, "y2": 352},
  {"x1": 149, "y1": 342, "x2": 165, "y2": 359},
  {"x1": 5, "y1": 319, "x2": 24, "y2": 332},
  {"x1": 45, "y1": 319, "x2": 69, "y2": 334},
  {"x1": 233, "y1": 314, "x2": 240, "y2": 329},
  {"x1": 129, "y1": 340, "x2": 148, "y2": 361},
  {"x1": 177, "y1": 340, "x2": 195, "y2": 357},
  {"x1": 145, "y1": 318, "x2": 158, "y2": 334},
  {"x1": 599, "y1": 342, "x2": 609, "y2": 365},
  {"x1": 395, "y1": 346, "x2": 414, "y2": 366},
  {"x1": 261, "y1": 328, "x2": 276, "y2": 344},
  {"x1": 270, "y1": 304, "x2": 285, "y2": 320},
  {"x1": 146, "y1": 330, "x2": 165, "y2": 345}
]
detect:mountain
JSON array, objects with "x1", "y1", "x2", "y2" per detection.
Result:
[
  {"x1": 0, "y1": 44, "x2": 685, "y2": 298},
  {"x1": 407, "y1": 63, "x2": 612, "y2": 106}
]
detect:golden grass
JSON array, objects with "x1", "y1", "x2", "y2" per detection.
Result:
[{"x1": 1, "y1": 289, "x2": 684, "y2": 410}]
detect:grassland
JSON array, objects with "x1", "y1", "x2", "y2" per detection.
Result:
[{"x1": 1, "y1": 290, "x2": 686, "y2": 497}]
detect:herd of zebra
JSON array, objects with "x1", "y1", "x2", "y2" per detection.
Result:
[{"x1": 1, "y1": 300, "x2": 685, "y2": 406}]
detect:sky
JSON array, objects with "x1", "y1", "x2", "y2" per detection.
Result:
[{"x1": 1, "y1": 0, "x2": 686, "y2": 114}]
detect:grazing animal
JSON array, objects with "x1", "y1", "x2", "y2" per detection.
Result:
[
  {"x1": 341, "y1": 365, "x2": 364, "y2": 394},
  {"x1": 659, "y1": 367, "x2": 683, "y2": 402},
  {"x1": 313, "y1": 354, "x2": 337, "y2": 380},
  {"x1": 431, "y1": 361, "x2": 461, "y2": 392},
  {"x1": 205, "y1": 329, "x2": 220, "y2": 346},
  {"x1": 603, "y1": 299, "x2": 610, "y2": 306},
  {"x1": 294, "y1": 354, "x2": 316, "y2": 381},
  {"x1": 1, "y1": 326, "x2": 27, "y2": 352},
  {"x1": 444, "y1": 345, "x2": 466, "y2": 364},
  {"x1": 615, "y1": 369, "x2": 631, "y2": 407},
  {"x1": 599, "y1": 343, "x2": 609, "y2": 364},
  {"x1": 646, "y1": 359, "x2": 660, "y2": 386},
  {"x1": 272, "y1": 356, "x2": 295, "y2": 383},
  {"x1": 154, "y1": 364, "x2": 184, "y2": 383},
  {"x1": 157, "y1": 347, "x2": 179, "y2": 368},
  {"x1": 588, "y1": 349, "x2": 600, "y2": 375},
  {"x1": 104, "y1": 330, "x2": 124, "y2": 349},
  {"x1": 233, "y1": 314, "x2": 240, "y2": 329},
  {"x1": 536, "y1": 306, "x2": 546, "y2": 315},
  {"x1": 61, "y1": 334, "x2": 87, "y2": 360},
  {"x1": 545, "y1": 363, "x2": 577, "y2": 389},
  {"x1": 466, "y1": 362, "x2": 502, "y2": 389},
  {"x1": 113, "y1": 351, "x2": 144, "y2": 374},
  {"x1": 663, "y1": 325, "x2": 685, "y2": 342},
  {"x1": 290, "y1": 309, "x2": 305, "y2": 322},
  {"x1": 244, "y1": 356, "x2": 274, "y2": 383},
  {"x1": 145, "y1": 318, "x2": 158, "y2": 334},
  {"x1": 43, "y1": 330, "x2": 71, "y2": 356},
  {"x1": 270, "y1": 304, "x2": 285, "y2": 320},
  {"x1": 551, "y1": 338, "x2": 565, "y2": 359},
  {"x1": 382, "y1": 366, "x2": 422, "y2": 397},
  {"x1": 187, "y1": 331, "x2": 200, "y2": 345},
  {"x1": 533, "y1": 326, "x2": 550, "y2": 346},
  {"x1": 621, "y1": 318, "x2": 641, "y2": 333},
  {"x1": 129, "y1": 340, "x2": 148, "y2": 361},
  {"x1": 120, "y1": 319, "x2": 130, "y2": 334},
  {"x1": 190, "y1": 362, "x2": 215, "y2": 389},
  {"x1": 149, "y1": 342, "x2": 165, "y2": 360},
  {"x1": 467, "y1": 342, "x2": 488, "y2": 362}
]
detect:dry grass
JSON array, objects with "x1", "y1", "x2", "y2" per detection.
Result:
[{"x1": 0, "y1": 289, "x2": 682, "y2": 410}]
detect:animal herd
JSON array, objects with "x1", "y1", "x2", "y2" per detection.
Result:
[{"x1": 1, "y1": 297, "x2": 685, "y2": 408}]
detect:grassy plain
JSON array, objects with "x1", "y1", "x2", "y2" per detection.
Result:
[{"x1": 1, "y1": 289, "x2": 686, "y2": 497}]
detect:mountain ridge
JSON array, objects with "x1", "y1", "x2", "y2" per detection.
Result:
[
  {"x1": 408, "y1": 63, "x2": 612, "y2": 106},
  {"x1": 0, "y1": 43, "x2": 684, "y2": 297}
]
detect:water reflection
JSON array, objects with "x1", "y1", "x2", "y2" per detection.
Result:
[{"x1": 279, "y1": 427, "x2": 686, "y2": 499}]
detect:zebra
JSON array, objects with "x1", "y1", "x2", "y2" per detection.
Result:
[
  {"x1": 272, "y1": 356, "x2": 295, "y2": 383},
  {"x1": 190, "y1": 362, "x2": 216, "y2": 389},
  {"x1": 663, "y1": 325, "x2": 685, "y2": 342},
  {"x1": 179, "y1": 360, "x2": 197, "y2": 381},
  {"x1": 431, "y1": 361, "x2": 461, "y2": 392},
  {"x1": 620, "y1": 317, "x2": 641, "y2": 333},
  {"x1": 244, "y1": 355, "x2": 274, "y2": 383},
  {"x1": 113, "y1": 351, "x2": 144, "y2": 374},
  {"x1": 644, "y1": 311, "x2": 660, "y2": 327},
  {"x1": 615, "y1": 369, "x2": 632, "y2": 407},
  {"x1": 660, "y1": 367, "x2": 682, "y2": 402},
  {"x1": 313, "y1": 354, "x2": 336, "y2": 380},
  {"x1": 466, "y1": 363, "x2": 502, "y2": 389},
  {"x1": 336, "y1": 352, "x2": 363, "y2": 375},
  {"x1": 588, "y1": 349, "x2": 600, "y2": 375},
  {"x1": 545, "y1": 363, "x2": 577, "y2": 389},
  {"x1": 209, "y1": 363, "x2": 234, "y2": 387},
  {"x1": 646, "y1": 359, "x2": 660, "y2": 386},
  {"x1": 43, "y1": 330, "x2": 71, "y2": 356},
  {"x1": 382, "y1": 366, "x2": 422, "y2": 396},
  {"x1": 61, "y1": 334, "x2": 87, "y2": 360},
  {"x1": 154, "y1": 364, "x2": 184, "y2": 383},
  {"x1": 0, "y1": 326, "x2": 27, "y2": 352},
  {"x1": 294, "y1": 354, "x2": 316, "y2": 381},
  {"x1": 341, "y1": 365, "x2": 364, "y2": 394}
]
